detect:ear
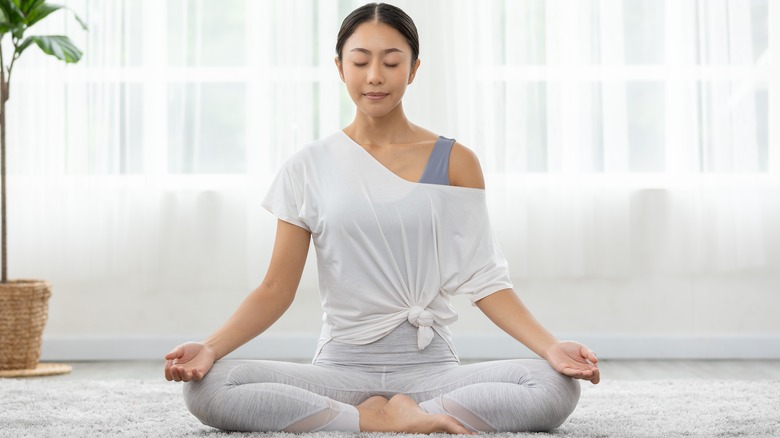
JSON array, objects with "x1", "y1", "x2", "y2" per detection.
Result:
[
  {"x1": 335, "y1": 56, "x2": 346, "y2": 83},
  {"x1": 408, "y1": 58, "x2": 421, "y2": 85}
]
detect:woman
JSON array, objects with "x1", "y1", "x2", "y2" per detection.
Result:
[{"x1": 165, "y1": 3, "x2": 599, "y2": 434}]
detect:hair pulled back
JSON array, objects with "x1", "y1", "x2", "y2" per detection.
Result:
[{"x1": 336, "y1": 3, "x2": 419, "y2": 64}]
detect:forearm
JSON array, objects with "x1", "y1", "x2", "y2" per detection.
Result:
[
  {"x1": 202, "y1": 282, "x2": 294, "y2": 360},
  {"x1": 475, "y1": 288, "x2": 559, "y2": 360}
]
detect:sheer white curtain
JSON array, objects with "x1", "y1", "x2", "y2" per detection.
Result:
[
  {"x1": 419, "y1": 0, "x2": 777, "y2": 278},
  {"x1": 9, "y1": 0, "x2": 778, "y2": 337}
]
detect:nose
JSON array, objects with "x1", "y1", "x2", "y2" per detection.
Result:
[{"x1": 366, "y1": 61, "x2": 384, "y2": 85}]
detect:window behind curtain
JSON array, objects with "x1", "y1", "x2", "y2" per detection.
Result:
[{"x1": 10, "y1": 0, "x2": 773, "y2": 177}]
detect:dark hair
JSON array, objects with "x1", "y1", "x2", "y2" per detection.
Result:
[{"x1": 336, "y1": 3, "x2": 419, "y2": 64}]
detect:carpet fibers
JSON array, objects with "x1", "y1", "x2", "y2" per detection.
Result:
[{"x1": 1, "y1": 378, "x2": 778, "y2": 437}]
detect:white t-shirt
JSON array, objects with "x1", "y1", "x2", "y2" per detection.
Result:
[{"x1": 261, "y1": 130, "x2": 514, "y2": 359}]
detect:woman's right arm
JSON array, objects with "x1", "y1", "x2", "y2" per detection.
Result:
[{"x1": 165, "y1": 219, "x2": 311, "y2": 382}]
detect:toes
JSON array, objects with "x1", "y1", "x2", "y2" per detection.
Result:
[{"x1": 437, "y1": 415, "x2": 473, "y2": 435}]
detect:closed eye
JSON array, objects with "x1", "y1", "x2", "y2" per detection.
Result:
[{"x1": 352, "y1": 63, "x2": 400, "y2": 68}]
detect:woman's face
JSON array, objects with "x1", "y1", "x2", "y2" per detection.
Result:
[{"x1": 336, "y1": 21, "x2": 421, "y2": 119}]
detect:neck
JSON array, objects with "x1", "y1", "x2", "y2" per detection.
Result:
[{"x1": 344, "y1": 102, "x2": 415, "y2": 146}]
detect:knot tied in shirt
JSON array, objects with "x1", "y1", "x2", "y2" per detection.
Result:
[{"x1": 407, "y1": 306, "x2": 436, "y2": 350}]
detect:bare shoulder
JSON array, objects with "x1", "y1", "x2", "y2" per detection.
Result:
[
  {"x1": 449, "y1": 141, "x2": 485, "y2": 190},
  {"x1": 411, "y1": 125, "x2": 442, "y2": 143}
]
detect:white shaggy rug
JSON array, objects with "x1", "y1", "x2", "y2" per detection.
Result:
[{"x1": 1, "y1": 378, "x2": 778, "y2": 437}]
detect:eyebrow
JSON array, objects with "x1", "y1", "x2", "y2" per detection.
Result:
[{"x1": 349, "y1": 48, "x2": 404, "y2": 55}]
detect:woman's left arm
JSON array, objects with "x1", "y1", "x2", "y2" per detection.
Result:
[
  {"x1": 475, "y1": 289, "x2": 601, "y2": 384},
  {"x1": 449, "y1": 143, "x2": 599, "y2": 384}
]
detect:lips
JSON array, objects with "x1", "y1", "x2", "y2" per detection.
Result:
[{"x1": 364, "y1": 92, "x2": 389, "y2": 100}]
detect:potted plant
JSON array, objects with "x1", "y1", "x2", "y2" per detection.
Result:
[{"x1": 0, "y1": 0, "x2": 86, "y2": 372}]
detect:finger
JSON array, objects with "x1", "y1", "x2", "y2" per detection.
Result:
[
  {"x1": 165, "y1": 359, "x2": 173, "y2": 381},
  {"x1": 559, "y1": 361, "x2": 593, "y2": 373},
  {"x1": 171, "y1": 365, "x2": 183, "y2": 382},
  {"x1": 579, "y1": 345, "x2": 598, "y2": 363},
  {"x1": 165, "y1": 346, "x2": 183, "y2": 360},
  {"x1": 570, "y1": 370, "x2": 593, "y2": 379},
  {"x1": 579, "y1": 367, "x2": 599, "y2": 383},
  {"x1": 585, "y1": 350, "x2": 598, "y2": 364},
  {"x1": 590, "y1": 367, "x2": 601, "y2": 384},
  {"x1": 561, "y1": 366, "x2": 593, "y2": 379},
  {"x1": 192, "y1": 368, "x2": 203, "y2": 382}
]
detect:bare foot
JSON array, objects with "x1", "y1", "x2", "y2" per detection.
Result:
[{"x1": 356, "y1": 394, "x2": 473, "y2": 434}]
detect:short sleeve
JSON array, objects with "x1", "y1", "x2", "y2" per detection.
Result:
[
  {"x1": 462, "y1": 230, "x2": 513, "y2": 303},
  {"x1": 438, "y1": 194, "x2": 514, "y2": 304},
  {"x1": 261, "y1": 165, "x2": 311, "y2": 232}
]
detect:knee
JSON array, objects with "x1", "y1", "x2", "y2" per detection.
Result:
[
  {"x1": 460, "y1": 361, "x2": 582, "y2": 433},
  {"x1": 182, "y1": 361, "x2": 303, "y2": 432},
  {"x1": 551, "y1": 373, "x2": 581, "y2": 427},
  {"x1": 530, "y1": 369, "x2": 581, "y2": 431},
  {"x1": 497, "y1": 361, "x2": 580, "y2": 432},
  {"x1": 182, "y1": 372, "x2": 224, "y2": 429},
  {"x1": 182, "y1": 362, "x2": 247, "y2": 431}
]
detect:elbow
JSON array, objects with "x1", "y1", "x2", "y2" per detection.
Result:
[{"x1": 257, "y1": 279, "x2": 297, "y2": 305}]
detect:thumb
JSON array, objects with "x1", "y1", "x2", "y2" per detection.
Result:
[
  {"x1": 579, "y1": 344, "x2": 598, "y2": 364},
  {"x1": 164, "y1": 345, "x2": 184, "y2": 360}
]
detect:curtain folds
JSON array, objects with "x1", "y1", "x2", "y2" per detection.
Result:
[{"x1": 9, "y1": 0, "x2": 777, "y2": 304}]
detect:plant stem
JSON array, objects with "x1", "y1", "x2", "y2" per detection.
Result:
[{"x1": 0, "y1": 44, "x2": 6, "y2": 284}]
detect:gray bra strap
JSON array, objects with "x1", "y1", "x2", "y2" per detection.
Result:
[{"x1": 418, "y1": 136, "x2": 455, "y2": 185}]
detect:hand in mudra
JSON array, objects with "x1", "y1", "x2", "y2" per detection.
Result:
[
  {"x1": 165, "y1": 342, "x2": 217, "y2": 382},
  {"x1": 545, "y1": 341, "x2": 600, "y2": 384}
]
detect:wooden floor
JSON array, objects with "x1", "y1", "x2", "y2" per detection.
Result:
[{"x1": 27, "y1": 360, "x2": 780, "y2": 381}]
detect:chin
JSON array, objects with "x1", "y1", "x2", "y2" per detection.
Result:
[
  {"x1": 357, "y1": 102, "x2": 401, "y2": 119},
  {"x1": 360, "y1": 108, "x2": 395, "y2": 119}
]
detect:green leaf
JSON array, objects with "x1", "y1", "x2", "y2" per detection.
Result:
[
  {"x1": 70, "y1": 8, "x2": 87, "y2": 30},
  {"x1": 25, "y1": 2, "x2": 57, "y2": 27},
  {"x1": 0, "y1": 21, "x2": 22, "y2": 35},
  {"x1": 0, "y1": 0, "x2": 24, "y2": 25},
  {"x1": 25, "y1": 3, "x2": 87, "y2": 31},
  {"x1": 11, "y1": 24, "x2": 23, "y2": 39},
  {"x1": 20, "y1": 0, "x2": 44, "y2": 15},
  {"x1": 25, "y1": 35, "x2": 82, "y2": 63}
]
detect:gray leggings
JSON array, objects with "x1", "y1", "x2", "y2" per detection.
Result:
[{"x1": 183, "y1": 322, "x2": 580, "y2": 433}]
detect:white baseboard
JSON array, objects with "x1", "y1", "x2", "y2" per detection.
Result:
[{"x1": 40, "y1": 333, "x2": 780, "y2": 361}]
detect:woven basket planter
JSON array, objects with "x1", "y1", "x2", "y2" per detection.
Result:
[{"x1": 0, "y1": 280, "x2": 52, "y2": 370}]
